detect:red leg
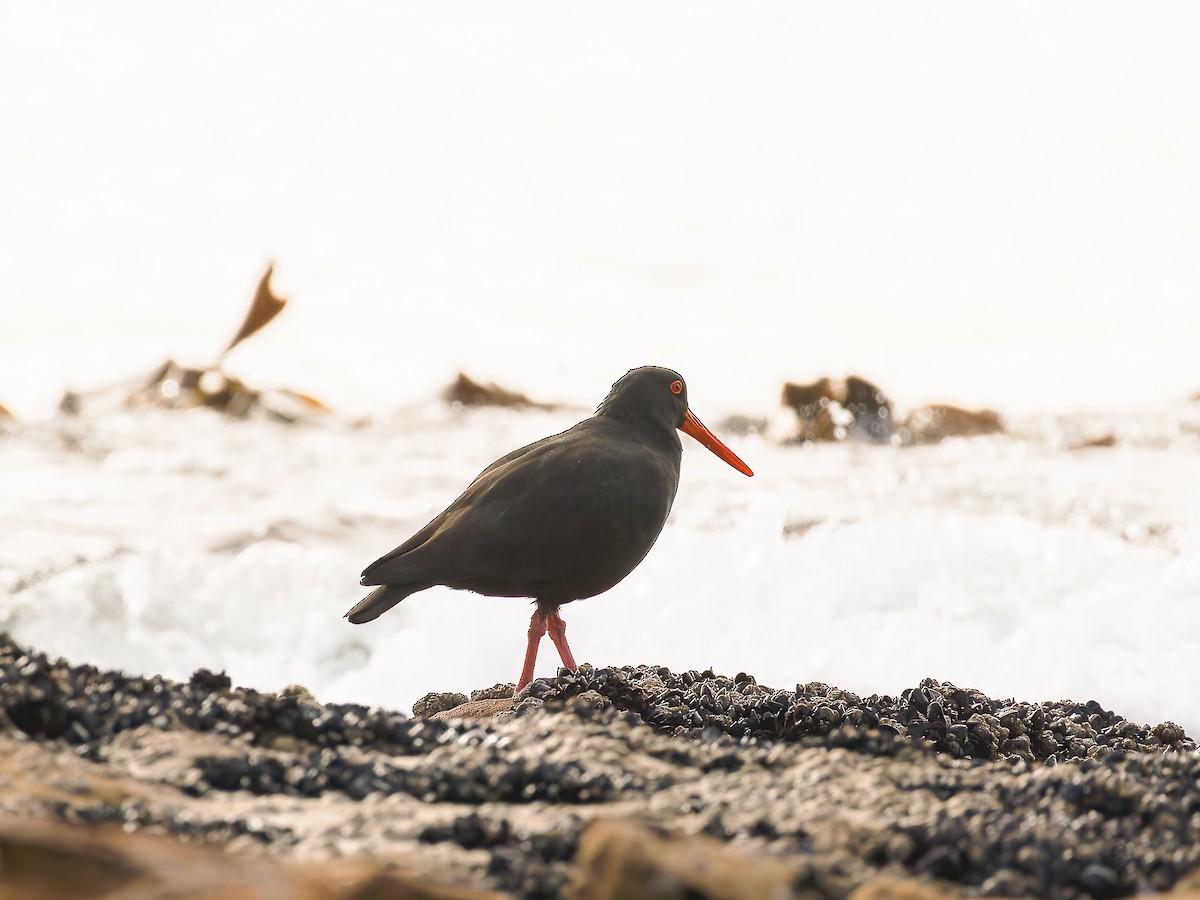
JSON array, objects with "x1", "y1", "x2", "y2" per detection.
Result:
[
  {"x1": 546, "y1": 610, "x2": 578, "y2": 672},
  {"x1": 517, "y1": 611, "x2": 547, "y2": 691}
]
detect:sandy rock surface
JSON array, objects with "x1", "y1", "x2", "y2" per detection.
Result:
[{"x1": 2, "y1": 635, "x2": 1200, "y2": 898}]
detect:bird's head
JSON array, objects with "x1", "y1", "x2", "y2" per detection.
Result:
[{"x1": 597, "y1": 366, "x2": 753, "y2": 477}]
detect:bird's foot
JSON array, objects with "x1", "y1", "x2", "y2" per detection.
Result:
[
  {"x1": 546, "y1": 610, "x2": 578, "y2": 672},
  {"x1": 516, "y1": 611, "x2": 548, "y2": 691}
]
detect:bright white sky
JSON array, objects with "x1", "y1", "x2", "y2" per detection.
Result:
[{"x1": 2, "y1": 3, "x2": 1198, "y2": 417}]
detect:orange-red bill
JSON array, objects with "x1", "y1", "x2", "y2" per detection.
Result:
[{"x1": 679, "y1": 409, "x2": 754, "y2": 477}]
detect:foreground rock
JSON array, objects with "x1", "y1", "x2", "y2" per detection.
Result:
[
  {"x1": 2, "y1": 635, "x2": 1199, "y2": 898},
  {"x1": 0, "y1": 816, "x2": 495, "y2": 899}
]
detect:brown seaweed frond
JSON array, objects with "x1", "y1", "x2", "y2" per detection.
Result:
[{"x1": 220, "y1": 264, "x2": 287, "y2": 358}]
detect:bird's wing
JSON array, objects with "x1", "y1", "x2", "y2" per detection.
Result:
[
  {"x1": 362, "y1": 419, "x2": 677, "y2": 597},
  {"x1": 360, "y1": 426, "x2": 574, "y2": 585}
]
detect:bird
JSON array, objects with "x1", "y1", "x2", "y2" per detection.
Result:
[{"x1": 345, "y1": 366, "x2": 753, "y2": 690}]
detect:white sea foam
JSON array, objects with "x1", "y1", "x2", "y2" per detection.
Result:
[{"x1": 3, "y1": 406, "x2": 1198, "y2": 735}]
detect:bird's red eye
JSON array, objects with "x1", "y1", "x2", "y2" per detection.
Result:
[{"x1": 670, "y1": 380, "x2": 683, "y2": 395}]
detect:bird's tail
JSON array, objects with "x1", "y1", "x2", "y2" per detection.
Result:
[{"x1": 345, "y1": 584, "x2": 415, "y2": 624}]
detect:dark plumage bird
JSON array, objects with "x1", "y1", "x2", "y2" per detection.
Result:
[{"x1": 345, "y1": 366, "x2": 753, "y2": 689}]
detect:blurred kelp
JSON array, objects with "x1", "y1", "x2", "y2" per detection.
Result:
[
  {"x1": 59, "y1": 264, "x2": 329, "y2": 422},
  {"x1": 220, "y1": 264, "x2": 288, "y2": 358},
  {"x1": 442, "y1": 372, "x2": 558, "y2": 410}
]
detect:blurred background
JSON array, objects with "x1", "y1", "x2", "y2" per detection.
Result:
[
  {"x1": 2, "y1": 3, "x2": 1198, "y2": 728},
  {"x1": 3, "y1": 2, "x2": 1198, "y2": 417}
]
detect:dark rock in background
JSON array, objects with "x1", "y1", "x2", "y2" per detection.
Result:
[
  {"x1": 843, "y1": 376, "x2": 896, "y2": 443},
  {"x1": 782, "y1": 375, "x2": 894, "y2": 444},
  {"x1": 780, "y1": 376, "x2": 1004, "y2": 446}
]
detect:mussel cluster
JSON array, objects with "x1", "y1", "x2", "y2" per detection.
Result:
[
  {"x1": 0, "y1": 635, "x2": 622, "y2": 806},
  {"x1": 877, "y1": 750, "x2": 1200, "y2": 897},
  {"x1": 513, "y1": 665, "x2": 1194, "y2": 763},
  {"x1": 0, "y1": 635, "x2": 444, "y2": 754},
  {"x1": 420, "y1": 812, "x2": 577, "y2": 898},
  {"x1": 7, "y1": 635, "x2": 1200, "y2": 899},
  {"x1": 183, "y1": 743, "x2": 619, "y2": 805}
]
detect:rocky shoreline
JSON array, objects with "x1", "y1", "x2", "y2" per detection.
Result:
[{"x1": 2, "y1": 633, "x2": 1199, "y2": 899}]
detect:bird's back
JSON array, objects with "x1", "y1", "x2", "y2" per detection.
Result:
[{"x1": 361, "y1": 416, "x2": 681, "y2": 604}]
